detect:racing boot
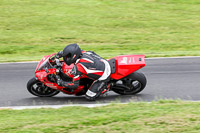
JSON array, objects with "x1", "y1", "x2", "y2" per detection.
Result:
[{"x1": 85, "y1": 81, "x2": 108, "y2": 101}]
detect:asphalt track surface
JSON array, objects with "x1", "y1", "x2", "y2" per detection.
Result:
[{"x1": 0, "y1": 57, "x2": 200, "y2": 107}]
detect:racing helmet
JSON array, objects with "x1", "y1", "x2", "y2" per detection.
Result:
[{"x1": 63, "y1": 43, "x2": 82, "y2": 65}]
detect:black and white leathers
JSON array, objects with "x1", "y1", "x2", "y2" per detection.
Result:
[{"x1": 59, "y1": 51, "x2": 111, "y2": 99}]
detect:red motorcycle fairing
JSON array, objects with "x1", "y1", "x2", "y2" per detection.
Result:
[
  {"x1": 35, "y1": 53, "x2": 56, "y2": 71},
  {"x1": 35, "y1": 54, "x2": 84, "y2": 95},
  {"x1": 35, "y1": 69, "x2": 84, "y2": 95},
  {"x1": 110, "y1": 55, "x2": 145, "y2": 80}
]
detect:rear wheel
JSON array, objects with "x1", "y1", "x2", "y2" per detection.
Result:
[
  {"x1": 112, "y1": 71, "x2": 147, "y2": 95},
  {"x1": 27, "y1": 77, "x2": 60, "y2": 97}
]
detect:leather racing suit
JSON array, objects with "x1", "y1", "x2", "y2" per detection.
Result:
[{"x1": 58, "y1": 51, "x2": 111, "y2": 100}]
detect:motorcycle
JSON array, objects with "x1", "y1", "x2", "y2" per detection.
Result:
[{"x1": 27, "y1": 53, "x2": 147, "y2": 98}]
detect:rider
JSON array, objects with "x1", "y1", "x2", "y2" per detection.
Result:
[{"x1": 55, "y1": 43, "x2": 111, "y2": 101}]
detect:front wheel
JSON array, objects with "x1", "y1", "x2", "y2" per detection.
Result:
[
  {"x1": 27, "y1": 77, "x2": 60, "y2": 97},
  {"x1": 112, "y1": 71, "x2": 147, "y2": 95}
]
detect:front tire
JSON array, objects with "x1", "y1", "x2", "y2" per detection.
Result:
[
  {"x1": 112, "y1": 71, "x2": 147, "y2": 95},
  {"x1": 27, "y1": 77, "x2": 60, "y2": 97}
]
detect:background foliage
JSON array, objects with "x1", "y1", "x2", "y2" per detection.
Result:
[{"x1": 0, "y1": 0, "x2": 200, "y2": 62}]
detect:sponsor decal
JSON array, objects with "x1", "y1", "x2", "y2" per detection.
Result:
[
  {"x1": 120, "y1": 57, "x2": 135, "y2": 64},
  {"x1": 65, "y1": 69, "x2": 72, "y2": 76},
  {"x1": 45, "y1": 83, "x2": 58, "y2": 89},
  {"x1": 45, "y1": 83, "x2": 54, "y2": 86}
]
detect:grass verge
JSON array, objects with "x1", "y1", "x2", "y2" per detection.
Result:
[
  {"x1": 0, "y1": 0, "x2": 200, "y2": 62},
  {"x1": 0, "y1": 100, "x2": 200, "y2": 133}
]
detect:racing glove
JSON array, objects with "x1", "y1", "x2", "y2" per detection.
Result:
[
  {"x1": 56, "y1": 74, "x2": 79, "y2": 91},
  {"x1": 55, "y1": 51, "x2": 63, "y2": 59}
]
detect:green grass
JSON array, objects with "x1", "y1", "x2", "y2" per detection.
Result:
[
  {"x1": 1, "y1": 100, "x2": 200, "y2": 133},
  {"x1": 0, "y1": 0, "x2": 200, "y2": 62}
]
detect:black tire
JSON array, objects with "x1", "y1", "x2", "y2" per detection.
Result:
[
  {"x1": 112, "y1": 71, "x2": 147, "y2": 95},
  {"x1": 27, "y1": 77, "x2": 60, "y2": 97}
]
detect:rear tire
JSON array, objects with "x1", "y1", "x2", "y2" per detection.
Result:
[
  {"x1": 112, "y1": 71, "x2": 147, "y2": 95},
  {"x1": 27, "y1": 77, "x2": 60, "y2": 97}
]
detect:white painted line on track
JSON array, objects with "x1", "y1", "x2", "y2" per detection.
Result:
[
  {"x1": 1, "y1": 56, "x2": 200, "y2": 64},
  {"x1": 0, "y1": 104, "x2": 110, "y2": 110},
  {"x1": 1, "y1": 100, "x2": 199, "y2": 110}
]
